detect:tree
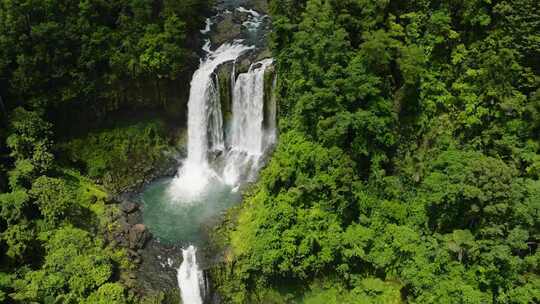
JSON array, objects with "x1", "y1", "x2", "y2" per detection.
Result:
[
  {"x1": 6, "y1": 107, "x2": 53, "y2": 173},
  {"x1": 12, "y1": 226, "x2": 116, "y2": 302},
  {"x1": 30, "y1": 176, "x2": 73, "y2": 227}
]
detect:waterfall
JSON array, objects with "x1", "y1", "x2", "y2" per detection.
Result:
[
  {"x1": 223, "y1": 59, "x2": 274, "y2": 186},
  {"x1": 168, "y1": 43, "x2": 252, "y2": 202},
  {"x1": 174, "y1": 57, "x2": 275, "y2": 303},
  {"x1": 172, "y1": 7, "x2": 275, "y2": 304},
  {"x1": 178, "y1": 246, "x2": 205, "y2": 304},
  {"x1": 173, "y1": 55, "x2": 275, "y2": 304},
  {"x1": 265, "y1": 74, "x2": 278, "y2": 147}
]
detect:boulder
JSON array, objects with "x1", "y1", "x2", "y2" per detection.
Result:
[
  {"x1": 121, "y1": 201, "x2": 139, "y2": 214},
  {"x1": 114, "y1": 231, "x2": 128, "y2": 247},
  {"x1": 128, "y1": 224, "x2": 151, "y2": 249},
  {"x1": 211, "y1": 14, "x2": 241, "y2": 46},
  {"x1": 127, "y1": 211, "x2": 142, "y2": 225}
]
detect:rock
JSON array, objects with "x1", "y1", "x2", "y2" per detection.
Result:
[
  {"x1": 121, "y1": 201, "x2": 139, "y2": 214},
  {"x1": 128, "y1": 224, "x2": 151, "y2": 249},
  {"x1": 211, "y1": 14, "x2": 241, "y2": 45},
  {"x1": 252, "y1": 0, "x2": 269, "y2": 13},
  {"x1": 114, "y1": 231, "x2": 128, "y2": 247},
  {"x1": 118, "y1": 217, "x2": 130, "y2": 232},
  {"x1": 127, "y1": 212, "x2": 142, "y2": 225},
  {"x1": 128, "y1": 249, "x2": 139, "y2": 258},
  {"x1": 125, "y1": 278, "x2": 136, "y2": 289},
  {"x1": 110, "y1": 211, "x2": 121, "y2": 221}
]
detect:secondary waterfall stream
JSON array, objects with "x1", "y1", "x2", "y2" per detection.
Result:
[{"x1": 140, "y1": 3, "x2": 275, "y2": 303}]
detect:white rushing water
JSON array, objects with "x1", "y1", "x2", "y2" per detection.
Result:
[
  {"x1": 172, "y1": 7, "x2": 275, "y2": 304},
  {"x1": 200, "y1": 18, "x2": 212, "y2": 34},
  {"x1": 237, "y1": 6, "x2": 268, "y2": 32},
  {"x1": 223, "y1": 59, "x2": 274, "y2": 185},
  {"x1": 178, "y1": 246, "x2": 205, "y2": 304},
  {"x1": 174, "y1": 57, "x2": 275, "y2": 302},
  {"x1": 168, "y1": 42, "x2": 252, "y2": 202}
]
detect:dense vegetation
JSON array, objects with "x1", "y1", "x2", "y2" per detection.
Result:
[
  {"x1": 213, "y1": 0, "x2": 540, "y2": 302},
  {"x1": 0, "y1": 0, "x2": 208, "y2": 122},
  {"x1": 0, "y1": 0, "x2": 208, "y2": 303},
  {"x1": 61, "y1": 120, "x2": 175, "y2": 193},
  {"x1": 1, "y1": 0, "x2": 539, "y2": 303}
]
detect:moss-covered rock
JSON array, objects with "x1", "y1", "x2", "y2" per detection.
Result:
[
  {"x1": 216, "y1": 63, "x2": 234, "y2": 125},
  {"x1": 263, "y1": 64, "x2": 276, "y2": 130},
  {"x1": 60, "y1": 120, "x2": 183, "y2": 193},
  {"x1": 251, "y1": 0, "x2": 269, "y2": 13}
]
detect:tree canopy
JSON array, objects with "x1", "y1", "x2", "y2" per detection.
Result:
[
  {"x1": 0, "y1": 0, "x2": 209, "y2": 303},
  {"x1": 213, "y1": 0, "x2": 540, "y2": 303}
]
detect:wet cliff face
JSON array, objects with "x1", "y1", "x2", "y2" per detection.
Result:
[
  {"x1": 215, "y1": 60, "x2": 276, "y2": 137},
  {"x1": 120, "y1": 75, "x2": 192, "y2": 125}
]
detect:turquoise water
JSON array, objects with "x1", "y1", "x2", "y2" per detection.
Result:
[{"x1": 139, "y1": 177, "x2": 241, "y2": 245}]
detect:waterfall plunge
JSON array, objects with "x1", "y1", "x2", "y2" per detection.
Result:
[
  {"x1": 168, "y1": 43, "x2": 252, "y2": 202},
  {"x1": 223, "y1": 59, "x2": 274, "y2": 186},
  {"x1": 170, "y1": 41, "x2": 275, "y2": 304},
  {"x1": 174, "y1": 58, "x2": 275, "y2": 303}
]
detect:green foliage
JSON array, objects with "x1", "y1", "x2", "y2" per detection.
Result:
[
  {"x1": 30, "y1": 176, "x2": 73, "y2": 227},
  {"x1": 230, "y1": 131, "x2": 356, "y2": 278},
  {"x1": 11, "y1": 226, "x2": 128, "y2": 303},
  {"x1": 0, "y1": 272, "x2": 14, "y2": 302},
  {"x1": 62, "y1": 121, "x2": 170, "y2": 192},
  {"x1": 302, "y1": 278, "x2": 402, "y2": 304},
  {"x1": 138, "y1": 15, "x2": 187, "y2": 76},
  {"x1": 1, "y1": 90, "x2": 134, "y2": 304},
  {"x1": 0, "y1": 124, "x2": 131, "y2": 303},
  {"x1": 213, "y1": 0, "x2": 540, "y2": 302},
  {"x1": 0, "y1": 1, "x2": 202, "y2": 303},
  {"x1": 1, "y1": 219, "x2": 35, "y2": 260},
  {"x1": 0, "y1": 0, "x2": 210, "y2": 122},
  {"x1": 6, "y1": 107, "x2": 53, "y2": 175},
  {"x1": 83, "y1": 283, "x2": 129, "y2": 304},
  {"x1": 0, "y1": 189, "x2": 29, "y2": 225}
]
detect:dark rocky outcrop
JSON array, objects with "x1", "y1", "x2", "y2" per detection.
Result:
[
  {"x1": 211, "y1": 13, "x2": 242, "y2": 46},
  {"x1": 104, "y1": 198, "x2": 182, "y2": 301},
  {"x1": 128, "y1": 224, "x2": 151, "y2": 250},
  {"x1": 121, "y1": 201, "x2": 139, "y2": 214}
]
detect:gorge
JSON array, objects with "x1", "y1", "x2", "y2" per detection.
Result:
[{"x1": 139, "y1": 1, "x2": 275, "y2": 302}]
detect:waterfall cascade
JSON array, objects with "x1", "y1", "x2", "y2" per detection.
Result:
[
  {"x1": 174, "y1": 56, "x2": 274, "y2": 303},
  {"x1": 167, "y1": 42, "x2": 253, "y2": 202},
  {"x1": 174, "y1": 57, "x2": 275, "y2": 302},
  {"x1": 169, "y1": 4, "x2": 275, "y2": 304},
  {"x1": 223, "y1": 58, "x2": 274, "y2": 186}
]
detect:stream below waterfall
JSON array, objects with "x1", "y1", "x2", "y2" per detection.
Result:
[{"x1": 137, "y1": 1, "x2": 274, "y2": 303}]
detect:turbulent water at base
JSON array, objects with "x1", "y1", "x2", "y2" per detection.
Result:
[
  {"x1": 178, "y1": 246, "x2": 205, "y2": 304},
  {"x1": 154, "y1": 4, "x2": 276, "y2": 304}
]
